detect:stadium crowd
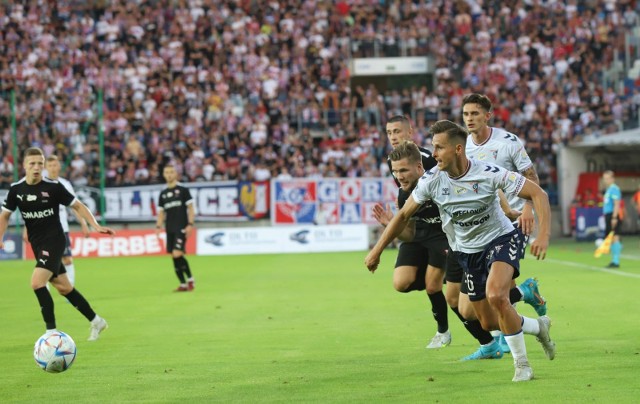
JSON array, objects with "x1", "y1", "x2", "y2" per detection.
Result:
[{"x1": 1, "y1": 0, "x2": 640, "y2": 201}]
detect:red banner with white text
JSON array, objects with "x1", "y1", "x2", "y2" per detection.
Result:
[{"x1": 25, "y1": 229, "x2": 197, "y2": 259}]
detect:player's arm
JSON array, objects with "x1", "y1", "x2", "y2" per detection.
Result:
[
  {"x1": 70, "y1": 200, "x2": 116, "y2": 235},
  {"x1": 498, "y1": 189, "x2": 521, "y2": 222},
  {"x1": 518, "y1": 165, "x2": 539, "y2": 235},
  {"x1": 185, "y1": 202, "x2": 195, "y2": 237},
  {"x1": 371, "y1": 202, "x2": 415, "y2": 242},
  {"x1": 0, "y1": 210, "x2": 10, "y2": 249},
  {"x1": 71, "y1": 209, "x2": 91, "y2": 237},
  {"x1": 517, "y1": 179, "x2": 550, "y2": 260},
  {"x1": 611, "y1": 194, "x2": 621, "y2": 227},
  {"x1": 365, "y1": 195, "x2": 421, "y2": 273},
  {"x1": 155, "y1": 208, "x2": 165, "y2": 237}
]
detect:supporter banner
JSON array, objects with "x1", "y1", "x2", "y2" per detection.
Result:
[
  {"x1": 25, "y1": 229, "x2": 196, "y2": 258},
  {"x1": 0, "y1": 233, "x2": 23, "y2": 260},
  {"x1": 575, "y1": 207, "x2": 605, "y2": 241},
  {"x1": 76, "y1": 181, "x2": 269, "y2": 222},
  {"x1": 197, "y1": 224, "x2": 369, "y2": 255},
  {"x1": 271, "y1": 178, "x2": 397, "y2": 225}
]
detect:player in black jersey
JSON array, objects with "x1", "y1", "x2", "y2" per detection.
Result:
[
  {"x1": 155, "y1": 164, "x2": 196, "y2": 292},
  {"x1": 374, "y1": 115, "x2": 452, "y2": 348},
  {"x1": 0, "y1": 147, "x2": 115, "y2": 341}
]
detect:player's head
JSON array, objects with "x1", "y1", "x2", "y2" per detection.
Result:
[
  {"x1": 386, "y1": 115, "x2": 414, "y2": 149},
  {"x1": 602, "y1": 170, "x2": 615, "y2": 186},
  {"x1": 45, "y1": 155, "x2": 61, "y2": 179},
  {"x1": 461, "y1": 93, "x2": 492, "y2": 134},
  {"x1": 163, "y1": 163, "x2": 178, "y2": 184},
  {"x1": 388, "y1": 141, "x2": 424, "y2": 192},
  {"x1": 23, "y1": 147, "x2": 45, "y2": 182},
  {"x1": 429, "y1": 120, "x2": 468, "y2": 172}
]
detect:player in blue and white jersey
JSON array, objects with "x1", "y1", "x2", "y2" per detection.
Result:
[
  {"x1": 461, "y1": 93, "x2": 547, "y2": 355},
  {"x1": 366, "y1": 122, "x2": 556, "y2": 382},
  {"x1": 602, "y1": 170, "x2": 623, "y2": 268}
]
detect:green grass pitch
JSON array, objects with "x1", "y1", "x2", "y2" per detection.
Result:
[{"x1": 1, "y1": 237, "x2": 639, "y2": 403}]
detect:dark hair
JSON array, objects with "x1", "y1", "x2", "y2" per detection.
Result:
[
  {"x1": 388, "y1": 141, "x2": 421, "y2": 165},
  {"x1": 386, "y1": 115, "x2": 411, "y2": 125},
  {"x1": 461, "y1": 93, "x2": 492, "y2": 112},
  {"x1": 24, "y1": 147, "x2": 44, "y2": 158},
  {"x1": 429, "y1": 120, "x2": 468, "y2": 146}
]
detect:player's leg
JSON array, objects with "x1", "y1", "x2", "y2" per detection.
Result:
[
  {"x1": 167, "y1": 233, "x2": 188, "y2": 291},
  {"x1": 173, "y1": 231, "x2": 194, "y2": 290},
  {"x1": 32, "y1": 266, "x2": 56, "y2": 331},
  {"x1": 448, "y1": 253, "x2": 502, "y2": 360},
  {"x1": 424, "y1": 243, "x2": 450, "y2": 348},
  {"x1": 62, "y1": 233, "x2": 75, "y2": 286},
  {"x1": 49, "y1": 266, "x2": 108, "y2": 341},
  {"x1": 392, "y1": 265, "x2": 423, "y2": 292}
]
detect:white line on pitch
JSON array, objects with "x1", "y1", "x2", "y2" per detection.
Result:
[{"x1": 537, "y1": 257, "x2": 640, "y2": 279}]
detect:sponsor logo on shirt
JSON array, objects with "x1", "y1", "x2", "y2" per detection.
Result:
[{"x1": 22, "y1": 208, "x2": 54, "y2": 219}]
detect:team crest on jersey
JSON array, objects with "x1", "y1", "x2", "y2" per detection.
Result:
[
  {"x1": 471, "y1": 182, "x2": 479, "y2": 193},
  {"x1": 491, "y1": 150, "x2": 498, "y2": 159},
  {"x1": 41, "y1": 192, "x2": 49, "y2": 197}
]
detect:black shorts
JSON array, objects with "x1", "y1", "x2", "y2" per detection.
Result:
[
  {"x1": 456, "y1": 229, "x2": 525, "y2": 302},
  {"x1": 445, "y1": 250, "x2": 464, "y2": 284},
  {"x1": 394, "y1": 238, "x2": 448, "y2": 271},
  {"x1": 604, "y1": 213, "x2": 622, "y2": 235},
  {"x1": 62, "y1": 233, "x2": 72, "y2": 257},
  {"x1": 166, "y1": 230, "x2": 186, "y2": 253},
  {"x1": 32, "y1": 237, "x2": 67, "y2": 279}
]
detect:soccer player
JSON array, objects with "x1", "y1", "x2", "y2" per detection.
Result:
[
  {"x1": 0, "y1": 147, "x2": 114, "y2": 341},
  {"x1": 156, "y1": 164, "x2": 196, "y2": 292},
  {"x1": 366, "y1": 123, "x2": 556, "y2": 382},
  {"x1": 375, "y1": 115, "x2": 452, "y2": 349},
  {"x1": 602, "y1": 170, "x2": 623, "y2": 268},
  {"x1": 43, "y1": 155, "x2": 91, "y2": 285},
  {"x1": 461, "y1": 93, "x2": 547, "y2": 354}
]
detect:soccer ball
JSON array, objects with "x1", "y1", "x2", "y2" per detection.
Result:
[
  {"x1": 595, "y1": 238, "x2": 604, "y2": 247},
  {"x1": 33, "y1": 330, "x2": 77, "y2": 373}
]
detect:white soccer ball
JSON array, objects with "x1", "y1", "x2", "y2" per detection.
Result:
[
  {"x1": 34, "y1": 330, "x2": 77, "y2": 373},
  {"x1": 595, "y1": 238, "x2": 604, "y2": 247}
]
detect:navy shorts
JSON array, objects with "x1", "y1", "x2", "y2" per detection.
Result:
[
  {"x1": 32, "y1": 237, "x2": 67, "y2": 279},
  {"x1": 166, "y1": 231, "x2": 186, "y2": 253},
  {"x1": 456, "y1": 229, "x2": 526, "y2": 302}
]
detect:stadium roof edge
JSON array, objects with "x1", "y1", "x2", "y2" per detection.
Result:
[{"x1": 568, "y1": 127, "x2": 640, "y2": 148}]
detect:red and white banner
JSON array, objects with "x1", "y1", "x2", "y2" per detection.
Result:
[{"x1": 25, "y1": 229, "x2": 197, "y2": 259}]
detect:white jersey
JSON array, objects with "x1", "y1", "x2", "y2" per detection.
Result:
[
  {"x1": 412, "y1": 159, "x2": 526, "y2": 253},
  {"x1": 55, "y1": 177, "x2": 76, "y2": 233},
  {"x1": 465, "y1": 127, "x2": 533, "y2": 211}
]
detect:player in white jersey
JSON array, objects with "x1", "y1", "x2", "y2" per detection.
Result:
[
  {"x1": 366, "y1": 122, "x2": 556, "y2": 382},
  {"x1": 461, "y1": 93, "x2": 547, "y2": 353},
  {"x1": 43, "y1": 156, "x2": 90, "y2": 285}
]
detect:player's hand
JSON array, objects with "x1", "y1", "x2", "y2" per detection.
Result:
[
  {"x1": 371, "y1": 203, "x2": 393, "y2": 227},
  {"x1": 95, "y1": 226, "x2": 116, "y2": 235},
  {"x1": 530, "y1": 236, "x2": 548, "y2": 260},
  {"x1": 518, "y1": 207, "x2": 535, "y2": 235},
  {"x1": 185, "y1": 224, "x2": 194, "y2": 237},
  {"x1": 365, "y1": 251, "x2": 381, "y2": 273},
  {"x1": 155, "y1": 228, "x2": 162, "y2": 238},
  {"x1": 506, "y1": 209, "x2": 522, "y2": 222}
]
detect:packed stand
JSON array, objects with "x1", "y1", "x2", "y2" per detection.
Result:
[{"x1": 0, "y1": 0, "x2": 639, "y2": 201}]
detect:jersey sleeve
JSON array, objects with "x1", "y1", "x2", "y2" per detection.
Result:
[
  {"x1": 511, "y1": 141, "x2": 534, "y2": 174},
  {"x1": 612, "y1": 186, "x2": 622, "y2": 201},
  {"x1": 55, "y1": 182, "x2": 76, "y2": 206},
  {"x1": 490, "y1": 165, "x2": 526, "y2": 197},
  {"x1": 411, "y1": 171, "x2": 435, "y2": 205},
  {"x1": 183, "y1": 187, "x2": 194, "y2": 205},
  {"x1": 1, "y1": 186, "x2": 17, "y2": 212},
  {"x1": 60, "y1": 178, "x2": 77, "y2": 197}
]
